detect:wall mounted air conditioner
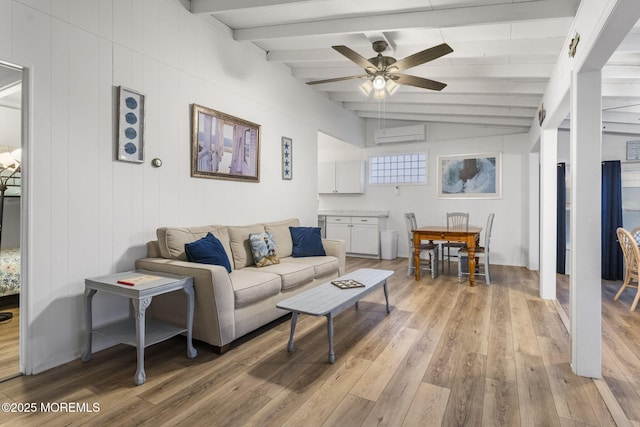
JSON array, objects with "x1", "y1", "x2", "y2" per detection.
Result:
[{"x1": 374, "y1": 124, "x2": 426, "y2": 144}]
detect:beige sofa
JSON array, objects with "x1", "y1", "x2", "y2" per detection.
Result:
[{"x1": 135, "y1": 218, "x2": 345, "y2": 352}]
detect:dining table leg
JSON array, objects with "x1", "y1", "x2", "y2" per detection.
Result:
[
  {"x1": 467, "y1": 247, "x2": 476, "y2": 286},
  {"x1": 466, "y1": 234, "x2": 479, "y2": 287},
  {"x1": 413, "y1": 235, "x2": 421, "y2": 280}
]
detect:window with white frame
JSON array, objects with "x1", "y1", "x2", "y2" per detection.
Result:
[{"x1": 369, "y1": 152, "x2": 427, "y2": 185}]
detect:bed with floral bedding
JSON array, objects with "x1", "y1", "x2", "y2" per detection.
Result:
[{"x1": 0, "y1": 248, "x2": 20, "y2": 297}]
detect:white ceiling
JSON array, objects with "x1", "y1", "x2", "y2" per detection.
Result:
[
  {"x1": 2, "y1": 2, "x2": 639, "y2": 135},
  {"x1": 190, "y1": 0, "x2": 640, "y2": 135}
]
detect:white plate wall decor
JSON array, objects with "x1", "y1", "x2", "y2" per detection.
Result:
[{"x1": 117, "y1": 86, "x2": 145, "y2": 163}]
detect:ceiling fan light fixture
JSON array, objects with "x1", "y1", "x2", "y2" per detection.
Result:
[
  {"x1": 385, "y1": 79, "x2": 399, "y2": 95},
  {"x1": 373, "y1": 89, "x2": 386, "y2": 100},
  {"x1": 359, "y1": 80, "x2": 373, "y2": 96},
  {"x1": 372, "y1": 75, "x2": 386, "y2": 91}
]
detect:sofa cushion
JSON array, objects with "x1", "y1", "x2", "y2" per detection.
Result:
[
  {"x1": 264, "y1": 218, "x2": 299, "y2": 258},
  {"x1": 230, "y1": 269, "x2": 282, "y2": 308},
  {"x1": 228, "y1": 224, "x2": 266, "y2": 269},
  {"x1": 157, "y1": 225, "x2": 231, "y2": 263},
  {"x1": 281, "y1": 256, "x2": 339, "y2": 278},
  {"x1": 184, "y1": 232, "x2": 232, "y2": 273},
  {"x1": 245, "y1": 262, "x2": 314, "y2": 290},
  {"x1": 248, "y1": 232, "x2": 280, "y2": 267},
  {"x1": 290, "y1": 227, "x2": 326, "y2": 257}
]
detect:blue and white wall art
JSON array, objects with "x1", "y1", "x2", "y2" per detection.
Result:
[
  {"x1": 116, "y1": 87, "x2": 145, "y2": 163},
  {"x1": 438, "y1": 152, "x2": 501, "y2": 199}
]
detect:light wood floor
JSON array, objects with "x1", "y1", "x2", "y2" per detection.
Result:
[
  {"x1": 557, "y1": 274, "x2": 640, "y2": 426},
  {"x1": 0, "y1": 258, "x2": 636, "y2": 426}
]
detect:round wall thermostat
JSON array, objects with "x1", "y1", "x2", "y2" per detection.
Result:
[{"x1": 151, "y1": 158, "x2": 163, "y2": 167}]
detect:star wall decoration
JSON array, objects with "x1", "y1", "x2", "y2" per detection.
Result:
[{"x1": 282, "y1": 137, "x2": 292, "y2": 180}]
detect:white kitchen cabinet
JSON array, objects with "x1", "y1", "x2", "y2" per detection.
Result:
[
  {"x1": 337, "y1": 161, "x2": 365, "y2": 193},
  {"x1": 325, "y1": 215, "x2": 385, "y2": 258},
  {"x1": 318, "y1": 160, "x2": 365, "y2": 194},
  {"x1": 317, "y1": 162, "x2": 337, "y2": 194},
  {"x1": 325, "y1": 217, "x2": 352, "y2": 249}
]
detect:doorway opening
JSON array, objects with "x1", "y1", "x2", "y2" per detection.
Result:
[{"x1": 0, "y1": 61, "x2": 23, "y2": 381}]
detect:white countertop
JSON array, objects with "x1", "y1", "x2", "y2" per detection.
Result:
[{"x1": 318, "y1": 210, "x2": 389, "y2": 217}]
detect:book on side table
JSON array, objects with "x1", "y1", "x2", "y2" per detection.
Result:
[{"x1": 117, "y1": 274, "x2": 163, "y2": 286}]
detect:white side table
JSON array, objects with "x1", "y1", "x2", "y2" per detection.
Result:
[{"x1": 82, "y1": 270, "x2": 197, "y2": 385}]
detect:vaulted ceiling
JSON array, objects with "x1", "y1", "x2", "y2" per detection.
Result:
[{"x1": 190, "y1": 0, "x2": 640, "y2": 135}]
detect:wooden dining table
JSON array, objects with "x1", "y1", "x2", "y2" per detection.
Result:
[{"x1": 413, "y1": 225, "x2": 483, "y2": 286}]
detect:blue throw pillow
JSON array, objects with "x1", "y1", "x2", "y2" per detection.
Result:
[
  {"x1": 184, "y1": 232, "x2": 232, "y2": 272},
  {"x1": 290, "y1": 227, "x2": 326, "y2": 257}
]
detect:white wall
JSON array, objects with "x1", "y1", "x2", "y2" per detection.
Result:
[
  {"x1": 0, "y1": 0, "x2": 365, "y2": 373},
  {"x1": 0, "y1": 106, "x2": 20, "y2": 146},
  {"x1": 319, "y1": 123, "x2": 531, "y2": 267}
]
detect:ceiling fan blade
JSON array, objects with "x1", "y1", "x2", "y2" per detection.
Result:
[
  {"x1": 306, "y1": 75, "x2": 369, "y2": 85},
  {"x1": 332, "y1": 46, "x2": 378, "y2": 72},
  {"x1": 394, "y1": 74, "x2": 447, "y2": 91},
  {"x1": 390, "y1": 43, "x2": 453, "y2": 72}
]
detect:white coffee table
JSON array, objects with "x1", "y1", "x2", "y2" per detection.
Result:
[
  {"x1": 82, "y1": 270, "x2": 197, "y2": 385},
  {"x1": 276, "y1": 268, "x2": 394, "y2": 364}
]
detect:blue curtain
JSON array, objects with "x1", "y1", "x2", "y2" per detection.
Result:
[
  {"x1": 601, "y1": 160, "x2": 623, "y2": 280},
  {"x1": 557, "y1": 163, "x2": 566, "y2": 274}
]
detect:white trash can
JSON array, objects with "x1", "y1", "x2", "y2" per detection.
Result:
[{"x1": 381, "y1": 230, "x2": 398, "y2": 260}]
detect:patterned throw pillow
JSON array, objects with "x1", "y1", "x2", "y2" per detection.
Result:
[{"x1": 248, "y1": 232, "x2": 280, "y2": 267}]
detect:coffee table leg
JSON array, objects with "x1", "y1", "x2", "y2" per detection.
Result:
[
  {"x1": 326, "y1": 313, "x2": 335, "y2": 364},
  {"x1": 287, "y1": 311, "x2": 298, "y2": 352},
  {"x1": 383, "y1": 281, "x2": 391, "y2": 313},
  {"x1": 183, "y1": 286, "x2": 197, "y2": 359}
]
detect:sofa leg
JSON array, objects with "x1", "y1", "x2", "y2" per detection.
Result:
[{"x1": 212, "y1": 344, "x2": 230, "y2": 354}]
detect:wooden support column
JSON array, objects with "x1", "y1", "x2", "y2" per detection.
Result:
[
  {"x1": 539, "y1": 129, "x2": 557, "y2": 300},
  {"x1": 528, "y1": 152, "x2": 540, "y2": 271},
  {"x1": 570, "y1": 69, "x2": 602, "y2": 378}
]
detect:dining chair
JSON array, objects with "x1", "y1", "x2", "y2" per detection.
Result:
[
  {"x1": 458, "y1": 213, "x2": 494, "y2": 285},
  {"x1": 614, "y1": 227, "x2": 640, "y2": 311},
  {"x1": 441, "y1": 212, "x2": 469, "y2": 270},
  {"x1": 631, "y1": 226, "x2": 640, "y2": 247},
  {"x1": 404, "y1": 213, "x2": 439, "y2": 279}
]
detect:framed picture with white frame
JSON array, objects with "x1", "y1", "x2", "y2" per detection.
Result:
[
  {"x1": 437, "y1": 152, "x2": 502, "y2": 199},
  {"x1": 116, "y1": 86, "x2": 145, "y2": 163}
]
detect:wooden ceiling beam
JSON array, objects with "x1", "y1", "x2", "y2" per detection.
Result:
[
  {"x1": 313, "y1": 79, "x2": 547, "y2": 94},
  {"x1": 234, "y1": 0, "x2": 580, "y2": 41},
  {"x1": 329, "y1": 92, "x2": 541, "y2": 108},
  {"x1": 293, "y1": 63, "x2": 555, "y2": 79},
  {"x1": 267, "y1": 38, "x2": 565, "y2": 62},
  {"x1": 356, "y1": 111, "x2": 532, "y2": 128},
  {"x1": 344, "y1": 102, "x2": 536, "y2": 118},
  {"x1": 191, "y1": 0, "x2": 322, "y2": 14}
]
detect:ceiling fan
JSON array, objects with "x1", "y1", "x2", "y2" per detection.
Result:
[{"x1": 306, "y1": 40, "x2": 453, "y2": 97}]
